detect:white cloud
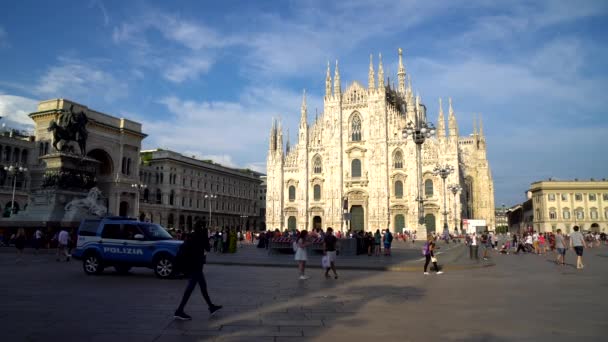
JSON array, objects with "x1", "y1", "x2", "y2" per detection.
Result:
[
  {"x1": 35, "y1": 57, "x2": 128, "y2": 102},
  {"x1": 112, "y1": 11, "x2": 241, "y2": 83},
  {"x1": 0, "y1": 94, "x2": 37, "y2": 128},
  {"x1": 163, "y1": 56, "x2": 214, "y2": 83},
  {"x1": 137, "y1": 85, "x2": 320, "y2": 174}
]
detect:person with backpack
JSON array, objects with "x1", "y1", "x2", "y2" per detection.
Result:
[
  {"x1": 383, "y1": 229, "x2": 393, "y2": 256},
  {"x1": 423, "y1": 235, "x2": 443, "y2": 275},
  {"x1": 174, "y1": 219, "x2": 222, "y2": 320},
  {"x1": 374, "y1": 229, "x2": 382, "y2": 256}
]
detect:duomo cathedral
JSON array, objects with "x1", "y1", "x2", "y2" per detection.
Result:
[{"x1": 266, "y1": 49, "x2": 495, "y2": 235}]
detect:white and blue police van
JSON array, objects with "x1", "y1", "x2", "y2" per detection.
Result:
[{"x1": 72, "y1": 217, "x2": 183, "y2": 279}]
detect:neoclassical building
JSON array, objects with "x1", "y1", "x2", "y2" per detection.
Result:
[
  {"x1": 528, "y1": 179, "x2": 608, "y2": 233},
  {"x1": 266, "y1": 49, "x2": 495, "y2": 235},
  {"x1": 138, "y1": 149, "x2": 263, "y2": 231}
]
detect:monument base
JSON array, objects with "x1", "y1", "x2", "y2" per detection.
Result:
[
  {"x1": 1, "y1": 152, "x2": 107, "y2": 229},
  {"x1": 1, "y1": 189, "x2": 104, "y2": 228}
]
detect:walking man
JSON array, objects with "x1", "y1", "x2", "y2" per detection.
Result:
[
  {"x1": 469, "y1": 233, "x2": 479, "y2": 260},
  {"x1": 569, "y1": 226, "x2": 587, "y2": 269},
  {"x1": 34, "y1": 228, "x2": 43, "y2": 254},
  {"x1": 174, "y1": 219, "x2": 222, "y2": 320},
  {"x1": 56, "y1": 228, "x2": 70, "y2": 262},
  {"x1": 323, "y1": 227, "x2": 339, "y2": 279}
]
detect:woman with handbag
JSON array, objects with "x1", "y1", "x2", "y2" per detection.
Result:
[{"x1": 423, "y1": 235, "x2": 443, "y2": 275}]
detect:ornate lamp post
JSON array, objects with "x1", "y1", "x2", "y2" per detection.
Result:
[
  {"x1": 401, "y1": 104, "x2": 435, "y2": 232},
  {"x1": 447, "y1": 184, "x2": 462, "y2": 233},
  {"x1": 433, "y1": 164, "x2": 455, "y2": 235},
  {"x1": 204, "y1": 194, "x2": 217, "y2": 228},
  {"x1": 131, "y1": 183, "x2": 147, "y2": 220},
  {"x1": 4, "y1": 165, "x2": 27, "y2": 216}
]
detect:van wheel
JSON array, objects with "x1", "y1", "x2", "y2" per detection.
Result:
[
  {"x1": 154, "y1": 255, "x2": 174, "y2": 279},
  {"x1": 83, "y1": 253, "x2": 104, "y2": 275}
]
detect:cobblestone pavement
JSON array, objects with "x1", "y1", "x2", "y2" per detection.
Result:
[{"x1": 0, "y1": 244, "x2": 607, "y2": 341}]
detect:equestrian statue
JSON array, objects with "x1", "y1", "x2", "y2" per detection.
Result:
[{"x1": 48, "y1": 104, "x2": 89, "y2": 156}]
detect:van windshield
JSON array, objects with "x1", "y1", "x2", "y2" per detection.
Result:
[{"x1": 139, "y1": 224, "x2": 173, "y2": 241}]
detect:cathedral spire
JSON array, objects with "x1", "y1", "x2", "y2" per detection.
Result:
[
  {"x1": 378, "y1": 53, "x2": 385, "y2": 89},
  {"x1": 299, "y1": 89, "x2": 308, "y2": 144},
  {"x1": 473, "y1": 113, "x2": 477, "y2": 136},
  {"x1": 479, "y1": 114, "x2": 484, "y2": 138},
  {"x1": 300, "y1": 89, "x2": 307, "y2": 124},
  {"x1": 406, "y1": 74, "x2": 413, "y2": 102},
  {"x1": 277, "y1": 119, "x2": 283, "y2": 156},
  {"x1": 368, "y1": 54, "x2": 375, "y2": 90},
  {"x1": 333, "y1": 60, "x2": 341, "y2": 96},
  {"x1": 398, "y1": 48, "x2": 406, "y2": 94},
  {"x1": 437, "y1": 98, "x2": 446, "y2": 138},
  {"x1": 325, "y1": 61, "x2": 332, "y2": 98},
  {"x1": 269, "y1": 118, "x2": 276, "y2": 151},
  {"x1": 448, "y1": 97, "x2": 459, "y2": 137},
  {"x1": 286, "y1": 127, "x2": 290, "y2": 154}
]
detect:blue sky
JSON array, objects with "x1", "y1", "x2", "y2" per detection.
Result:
[{"x1": 1, "y1": 0, "x2": 607, "y2": 206}]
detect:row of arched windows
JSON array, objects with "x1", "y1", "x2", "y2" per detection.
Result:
[
  {"x1": 38, "y1": 142, "x2": 50, "y2": 157},
  {"x1": 2, "y1": 145, "x2": 28, "y2": 164},
  {"x1": 392, "y1": 180, "x2": 433, "y2": 198},
  {"x1": 288, "y1": 184, "x2": 323, "y2": 202}
]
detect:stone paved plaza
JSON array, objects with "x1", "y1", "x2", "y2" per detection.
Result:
[{"x1": 0, "y1": 244, "x2": 607, "y2": 342}]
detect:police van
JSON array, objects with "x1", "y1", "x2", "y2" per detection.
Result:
[{"x1": 72, "y1": 217, "x2": 183, "y2": 279}]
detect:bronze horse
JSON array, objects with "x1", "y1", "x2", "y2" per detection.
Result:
[{"x1": 48, "y1": 105, "x2": 89, "y2": 156}]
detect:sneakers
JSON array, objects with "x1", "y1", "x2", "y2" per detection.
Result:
[
  {"x1": 424, "y1": 272, "x2": 429, "y2": 275},
  {"x1": 299, "y1": 275, "x2": 310, "y2": 280},
  {"x1": 209, "y1": 305, "x2": 223, "y2": 316},
  {"x1": 174, "y1": 311, "x2": 192, "y2": 321},
  {"x1": 436, "y1": 271, "x2": 444, "y2": 275}
]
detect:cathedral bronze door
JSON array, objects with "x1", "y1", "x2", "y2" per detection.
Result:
[
  {"x1": 313, "y1": 216, "x2": 322, "y2": 230},
  {"x1": 394, "y1": 214, "x2": 405, "y2": 232},
  {"x1": 425, "y1": 214, "x2": 436, "y2": 234},
  {"x1": 350, "y1": 206, "x2": 364, "y2": 231}
]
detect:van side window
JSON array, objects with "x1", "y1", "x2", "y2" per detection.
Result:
[{"x1": 101, "y1": 224, "x2": 122, "y2": 239}]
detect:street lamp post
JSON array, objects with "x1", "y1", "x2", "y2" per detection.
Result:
[
  {"x1": 433, "y1": 164, "x2": 455, "y2": 236},
  {"x1": 447, "y1": 184, "x2": 462, "y2": 234},
  {"x1": 501, "y1": 203, "x2": 506, "y2": 233},
  {"x1": 4, "y1": 165, "x2": 27, "y2": 216},
  {"x1": 131, "y1": 183, "x2": 147, "y2": 220},
  {"x1": 205, "y1": 194, "x2": 217, "y2": 229},
  {"x1": 401, "y1": 104, "x2": 435, "y2": 235}
]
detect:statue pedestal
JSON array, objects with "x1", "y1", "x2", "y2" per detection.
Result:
[{"x1": 1, "y1": 152, "x2": 106, "y2": 228}]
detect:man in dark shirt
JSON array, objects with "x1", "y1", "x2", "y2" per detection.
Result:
[
  {"x1": 174, "y1": 219, "x2": 222, "y2": 320},
  {"x1": 323, "y1": 227, "x2": 339, "y2": 279}
]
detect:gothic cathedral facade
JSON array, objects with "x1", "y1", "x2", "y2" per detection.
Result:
[{"x1": 266, "y1": 49, "x2": 495, "y2": 236}]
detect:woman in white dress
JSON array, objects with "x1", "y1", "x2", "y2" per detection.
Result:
[{"x1": 295, "y1": 230, "x2": 310, "y2": 280}]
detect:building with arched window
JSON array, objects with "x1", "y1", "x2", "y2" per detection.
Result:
[
  {"x1": 138, "y1": 149, "x2": 263, "y2": 231},
  {"x1": 266, "y1": 48, "x2": 495, "y2": 235},
  {"x1": 524, "y1": 179, "x2": 608, "y2": 233}
]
